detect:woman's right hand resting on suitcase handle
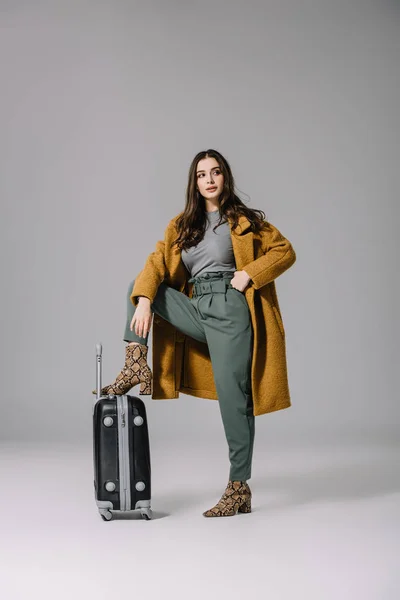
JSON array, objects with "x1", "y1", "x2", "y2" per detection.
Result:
[{"x1": 130, "y1": 297, "x2": 153, "y2": 338}]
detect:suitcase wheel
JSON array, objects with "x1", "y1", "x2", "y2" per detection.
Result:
[
  {"x1": 140, "y1": 508, "x2": 153, "y2": 520},
  {"x1": 99, "y1": 509, "x2": 113, "y2": 521}
]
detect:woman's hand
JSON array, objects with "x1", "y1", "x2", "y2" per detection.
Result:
[
  {"x1": 230, "y1": 270, "x2": 252, "y2": 292},
  {"x1": 130, "y1": 297, "x2": 153, "y2": 338}
]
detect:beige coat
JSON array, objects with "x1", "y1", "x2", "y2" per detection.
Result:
[{"x1": 130, "y1": 212, "x2": 296, "y2": 416}]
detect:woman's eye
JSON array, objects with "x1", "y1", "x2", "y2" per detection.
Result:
[{"x1": 198, "y1": 170, "x2": 220, "y2": 178}]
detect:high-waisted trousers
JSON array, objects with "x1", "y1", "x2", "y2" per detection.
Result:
[{"x1": 123, "y1": 270, "x2": 255, "y2": 482}]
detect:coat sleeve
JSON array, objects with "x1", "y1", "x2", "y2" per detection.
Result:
[
  {"x1": 242, "y1": 222, "x2": 296, "y2": 290},
  {"x1": 130, "y1": 223, "x2": 171, "y2": 307}
]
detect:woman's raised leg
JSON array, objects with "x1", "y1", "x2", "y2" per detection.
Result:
[
  {"x1": 124, "y1": 279, "x2": 207, "y2": 345},
  {"x1": 93, "y1": 278, "x2": 207, "y2": 397}
]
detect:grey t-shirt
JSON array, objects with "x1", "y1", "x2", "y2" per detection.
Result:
[{"x1": 181, "y1": 209, "x2": 236, "y2": 278}]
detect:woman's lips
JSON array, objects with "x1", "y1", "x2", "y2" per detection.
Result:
[{"x1": 207, "y1": 187, "x2": 217, "y2": 191}]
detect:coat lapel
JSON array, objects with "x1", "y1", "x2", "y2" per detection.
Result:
[{"x1": 229, "y1": 214, "x2": 255, "y2": 270}]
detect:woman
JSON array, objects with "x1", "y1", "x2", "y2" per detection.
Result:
[{"x1": 93, "y1": 149, "x2": 296, "y2": 518}]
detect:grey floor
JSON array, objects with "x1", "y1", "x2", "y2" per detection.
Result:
[{"x1": 1, "y1": 439, "x2": 398, "y2": 600}]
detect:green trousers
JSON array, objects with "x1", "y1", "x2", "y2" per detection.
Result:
[{"x1": 123, "y1": 271, "x2": 255, "y2": 481}]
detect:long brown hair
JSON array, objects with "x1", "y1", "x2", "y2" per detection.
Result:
[{"x1": 171, "y1": 149, "x2": 269, "y2": 251}]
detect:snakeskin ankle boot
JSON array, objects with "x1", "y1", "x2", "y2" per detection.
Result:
[
  {"x1": 202, "y1": 480, "x2": 252, "y2": 517},
  {"x1": 92, "y1": 342, "x2": 152, "y2": 396}
]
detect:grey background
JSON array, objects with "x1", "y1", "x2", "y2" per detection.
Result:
[
  {"x1": 2, "y1": 0, "x2": 398, "y2": 445},
  {"x1": 1, "y1": 2, "x2": 399, "y2": 599}
]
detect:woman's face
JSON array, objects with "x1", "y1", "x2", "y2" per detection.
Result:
[{"x1": 196, "y1": 157, "x2": 224, "y2": 201}]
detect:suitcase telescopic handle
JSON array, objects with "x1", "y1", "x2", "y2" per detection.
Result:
[{"x1": 95, "y1": 343, "x2": 102, "y2": 403}]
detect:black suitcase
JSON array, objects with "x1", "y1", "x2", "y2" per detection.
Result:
[{"x1": 92, "y1": 343, "x2": 152, "y2": 521}]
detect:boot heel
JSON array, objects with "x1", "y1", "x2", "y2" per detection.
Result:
[
  {"x1": 139, "y1": 372, "x2": 153, "y2": 395},
  {"x1": 238, "y1": 497, "x2": 252, "y2": 513}
]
